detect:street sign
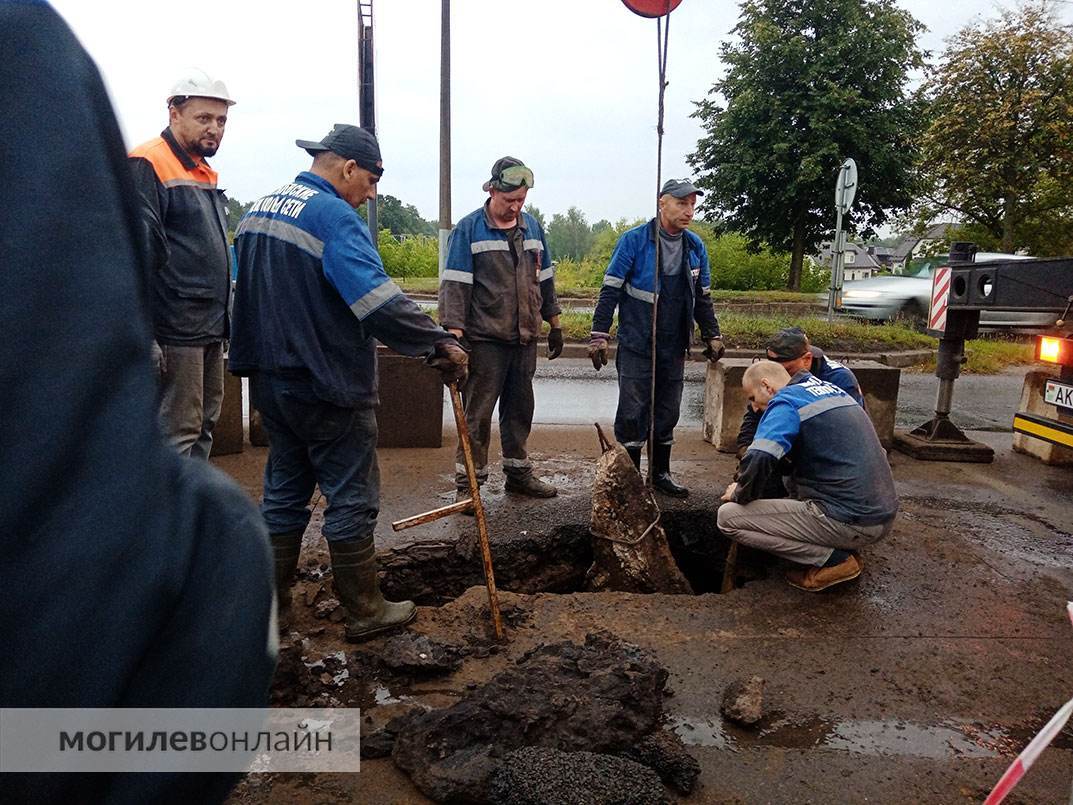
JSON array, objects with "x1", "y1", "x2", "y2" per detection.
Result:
[
  {"x1": 835, "y1": 158, "x2": 857, "y2": 212},
  {"x1": 622, "y1": 0, "x2": 683, "y2": 17}
]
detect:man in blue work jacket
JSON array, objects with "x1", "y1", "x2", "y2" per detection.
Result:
[
  {"x1": 229, "y1": 125, "x2": 468, "y2": 642},
  {"x1": 718, "y1": 361, "x2": 898, "y2": 592},
  {"x1": 439, "y1": 157, "x2": 563, "y2": 506},
  {"x1": 736, "y1": 326, "x2": 863, "y2": 458},
  {"x1": 589, "y1": 179, "x2": 724, "y2": 497}
]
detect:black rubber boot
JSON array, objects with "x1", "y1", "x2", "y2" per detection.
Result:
[
  {"x1": 270, "y1": 531, "x2": 303, "y2": 609},
  {"x1": 625, "y1": 445, "x2": 642, "y2": 471},
  {"x1": 652, "y1": 443, "x2": 689, "y2": 498},
  {"x1": 328, "y1": 536, "x2": 416, "y2": 642}
]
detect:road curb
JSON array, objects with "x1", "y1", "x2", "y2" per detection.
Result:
[{"x1": 550, "y1": 343, "x2": 934, "y2": 368}]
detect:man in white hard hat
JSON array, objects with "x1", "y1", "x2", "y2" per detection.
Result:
[{"x1": 128, "y1": 69, "x2": 236, "y2": 459}]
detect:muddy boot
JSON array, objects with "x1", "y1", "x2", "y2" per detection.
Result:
[
  {"x1": 625, "y1": 445, "x2": 642, "y2": 472},
  {"x1": 270, "y1": 531, "x2": 303, "y2": 610},
  {"x1": 505, "y1": 473, "x2": 558, "y2": 498},
  {"x1": 328, "y1": 536, "x2": 416, "y2": 642},
  {"x1": 456, "y1": 487, "x2": 475, "y2": 516},
  {"x1": 652, "y1": 443, "x2": 688, "y2": 498}
]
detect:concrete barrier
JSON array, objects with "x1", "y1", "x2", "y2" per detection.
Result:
[
  {"x1": 376, "y1": 349, "x2": 444, "y2": 448},
  {"x1": 246, "y1": 353, "x2": 444, "y2": 450},
  {"x1": 210, "y1": 367, "x2": 244, "y2": 457},
  {"x1": 703, "y1": 358, "x2": 900, "y2": 452},
  {"x1": 1012, "y1": 370, "x2": 1073, "y2": 466}
]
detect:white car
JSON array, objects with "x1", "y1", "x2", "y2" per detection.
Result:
[{"x1": 838, "y1": 252, "x2": 1056, "y2": 329}]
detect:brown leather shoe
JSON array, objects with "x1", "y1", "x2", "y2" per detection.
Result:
[{"x1": 786, "y1": 554, "x2": 863, "y2": 591}]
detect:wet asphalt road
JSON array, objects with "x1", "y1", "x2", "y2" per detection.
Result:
[{"x1": 444, "y1": 357, "x2": 1032, "y2": 432}]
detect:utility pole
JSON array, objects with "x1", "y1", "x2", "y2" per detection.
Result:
[
  {"x1": 358, "y1": 1, "x2": 377, "y2": 236},
  {"x1": 438, "y1": 0, "x2": 451, "y2": 275}
]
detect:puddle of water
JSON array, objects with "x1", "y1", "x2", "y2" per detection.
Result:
[{"x1": 671, "y1": 713, "x2": 1013, "y2": 760}]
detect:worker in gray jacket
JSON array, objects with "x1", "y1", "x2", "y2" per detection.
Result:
[{"x1": 439, "y1": 157, "x2": 563, "y2": 507}]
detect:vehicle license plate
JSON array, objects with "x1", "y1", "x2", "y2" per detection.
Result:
[{"x1": 1044, "y1": 379, "x2": 1073, "y2": 408}]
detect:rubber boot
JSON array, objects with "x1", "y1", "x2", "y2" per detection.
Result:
[
  {"x1": 270, "y1": 531, "x2": 303, "y2": 610},
  {"x1": 652, "y1": 443, "x2": 689, "y2": 498},
  {"x1": 328, "y1": 536, "x2": 416, "y2": 642},
  {"x1": 625, "y1": 445, "x2": 642, "y2": 471}
]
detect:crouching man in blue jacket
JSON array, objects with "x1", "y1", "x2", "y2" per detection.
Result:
[{"x1": 717, "y1": 361, "x2": 898, "y2": 591}]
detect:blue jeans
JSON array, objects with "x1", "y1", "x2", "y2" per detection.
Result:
[
  {"x1": 251, "y1": 372, "x2": 379, "y2": 542},
  {"x1": 614, "y1": 344, "x2": 686, "y2": 448}
]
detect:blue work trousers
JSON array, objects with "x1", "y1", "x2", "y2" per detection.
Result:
[
  {"x1": 614, "y1": 344, "x2": 686, "y2": 449},
  {"x1": 251, "y1": 372, "x2": 379, "y2": 542}
]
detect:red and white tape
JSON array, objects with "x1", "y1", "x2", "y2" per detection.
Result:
[{"x1": 983, "y1": 601, "x2": 1073, "y2": 804}]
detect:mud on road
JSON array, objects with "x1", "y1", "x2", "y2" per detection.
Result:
[{"x1": 215, "y1": 425, "x2": 1073, "y2": 804}]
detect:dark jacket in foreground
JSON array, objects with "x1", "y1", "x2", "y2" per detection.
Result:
[
  {"x1": 734, "y1": 373, "x2": 898, "y2": 526},
  {"x1": 0, "y1": 6, "x2": 274, "y2": 802}
]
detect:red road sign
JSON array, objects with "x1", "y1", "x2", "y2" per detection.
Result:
[
  {"x1": 928, "y1": 265, "x2": 951, "y2": 332},
  {"x1": 622, "y1": 0, "x2": 683, "y2": 17}
]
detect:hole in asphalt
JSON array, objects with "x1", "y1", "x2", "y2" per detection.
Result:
[{"x1": 380, "y1": 509, "x2": 769, "y2": 604}]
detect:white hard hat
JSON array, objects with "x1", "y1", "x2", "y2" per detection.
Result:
[{"x1": 167, "y1": 69, "x2": 236, "y2": 107}]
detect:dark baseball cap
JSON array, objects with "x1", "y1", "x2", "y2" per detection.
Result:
[
  {"x1": 296, "y1": 124, "x2": 384, "y2": 177},
  {"x1": 766, "y1": 327, "x2": 810, "y2": 361},
  {"x1": 483, "y1": 156, "x2": 533, "y2": 192},
  {"x1": 660, "y1": 178, "x2": 703, "y2": 198}
]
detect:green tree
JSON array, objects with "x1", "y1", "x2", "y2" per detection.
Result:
[
  {"x1": 524, "y1": 204, "x2": 546, "y2": 230},
  {"x1": 690, "y1": 0, "x2": 926, "y2": 289},
  {"x1": 591, "y1": 219, "x2": 612, "y2": 234},
  {"x1": 917, "y1": 2, "x2": 1073, "y2": 256},
  {"x1": 547, "y1": 206, "x2": 595, "y2": 261},
  {"x1": 374, "y1": 194, "x2": 436, "y2": 237},
  {"x1": 225, "y1": 197, "x2": 253, "y2": 235}
]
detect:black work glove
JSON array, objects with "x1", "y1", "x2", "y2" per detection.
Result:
[
  {"x1": 588, "y1": 334, "x2": 609, "y2": 371},
  {"x1": 427, "y1": 340, "x2": 469, "y2": 388},
  {"x1": 703, "y1": 336, "x2": 726, "y2": 363},
  {"x1": 547, "y1": 327, "x2": 564, "y2": 360}
]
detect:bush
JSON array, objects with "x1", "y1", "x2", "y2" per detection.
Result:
[{"x1": 377, "y1": 230, "x2": 438, "y2": 278}]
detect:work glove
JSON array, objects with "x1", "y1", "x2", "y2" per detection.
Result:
[
  {"x1": 427, "y1": 340, "x2": 469, "y2": 388},
  {"x1": 588, "y1": 333, "x2": 609, "y2": 371},
  {"x1": 703, "y1": 336, "x2": 725, "y2": 363},
  {"x1": 547, "y1": 327, "x2": 564, "y2": 360}
]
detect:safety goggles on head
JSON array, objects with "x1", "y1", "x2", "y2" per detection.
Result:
[{"x1": 497, "y1": 164, "x2": 534, "y2": 189}]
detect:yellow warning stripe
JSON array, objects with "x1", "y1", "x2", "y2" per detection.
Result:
[{"x1": 1012, "y1": 415, "x2": 1073, "y2": 448}]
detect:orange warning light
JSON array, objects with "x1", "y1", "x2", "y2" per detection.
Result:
[{"x1": 1038, "y1": 336, "x2": 1064, "y2": 364}]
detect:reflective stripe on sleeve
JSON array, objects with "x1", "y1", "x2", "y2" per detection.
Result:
[
  {"x1": 350, "y1": 280, "x2": 402, "y2": 320},
  {"x1": 603, "y1": 275, "x2": 625, "y2": 288},
  {"x1": 236, "y1": 215, "x2": 324, "y2": 259},
  {"x1": 749, "y1": 438, "x2": 786, "y2": 459},
  {"x1": 624, "y1": 283, "x2": 655, "y2": 303},
  {"x1": 538, "y1": 266, "x2": 555, "y2": 282},
  {"x1": 441, "y1": 269, "x2": 474, "y2": 285}
]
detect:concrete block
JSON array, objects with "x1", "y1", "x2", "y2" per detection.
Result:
[
  {"x1": 210, "y1": 368, "x2": 244, "y2": 457},
  {"x1": 376, "y1": 349, "x2": 444, "y2": 448},
  {"x1": 1012, "y1": 370, "x2": 1073, "y2": 466},
  {"x1": 703, "y1": 358, "x2": 900, "y2": 452}
]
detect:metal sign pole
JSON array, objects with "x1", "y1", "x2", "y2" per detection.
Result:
[{"x1": 437, "y1": 0, "x2": 451, "y2": 276}]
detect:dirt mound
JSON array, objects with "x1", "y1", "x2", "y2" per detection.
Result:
[{"x1": 391, "y1": 632, "x2": 671, "y2": 802}]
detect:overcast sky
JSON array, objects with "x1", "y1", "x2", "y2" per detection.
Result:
[{"x1": 52, "y1": 0, "x2": 1073, "y2": 228}]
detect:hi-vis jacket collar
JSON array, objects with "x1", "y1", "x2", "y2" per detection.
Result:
[{"x1": 161, "y1": 127, "x2": 201, "y2": 172}]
